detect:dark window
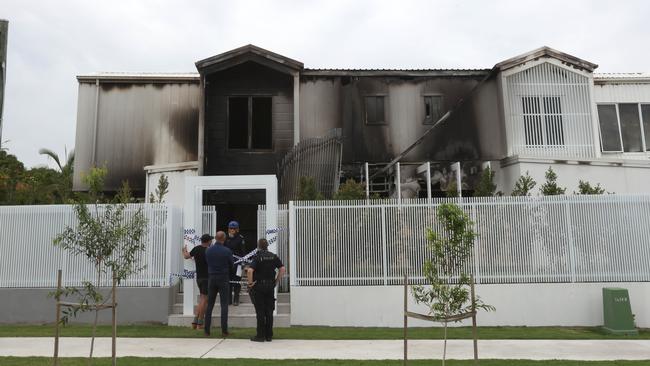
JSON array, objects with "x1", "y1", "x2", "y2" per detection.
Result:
[
  {"x1": 423, "y1": 96, "x2": 443, "y2": 124},
  {"x1": 522, "y1": 96, "x2": 543, "y2": 146},
  {"x1": 522, "y1": 96, "x2": 564, "y2": 147},
  {"x1": 619, "y1": 103, "x2": 643, "y2": 152},
  {"x1": 228, "y1": 97, "x2": 249, "y2": 149},
  {"x1": 543, "y1": 97, "x2": 564, "y2": 146},
  {"x1": 228, "y1": 96, "x2": 273, "y2": 150},
  {"x1": 365, "y1": 96, "x2": 385, "y2": 125},
  {"x1": 597, "y1": 105, "x2": 622, "y2": 152},
  {"x1": 251, "y1": 97, "x2": 273, "y2": 149},
  {"x1": 642, "y1": 105, "x2": 650, "y2": 151}
]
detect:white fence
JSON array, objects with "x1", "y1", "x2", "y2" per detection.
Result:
[
  {"x1": 258, "y1": 204, "x2": 289, "y2": 292},
  {"x1": 288, "y1": 195, "x2": 650, "y2": 286},
  {"x1": 0, "y1": 203, "x2": 186, "y2": 288}
]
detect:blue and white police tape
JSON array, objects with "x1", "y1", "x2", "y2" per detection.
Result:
[{"x1": 234, "y1": 249, "x2": 258, "y2": 265}]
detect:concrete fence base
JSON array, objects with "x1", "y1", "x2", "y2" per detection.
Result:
[{"x1": 290, "y1": 282, "x2": 650, "y2": 328}]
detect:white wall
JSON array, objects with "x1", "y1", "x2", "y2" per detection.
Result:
[
  {"x1": 145, "y1": 165, "x2": 198, "y2": 207},
  {"x1": 497, "y1": 159, "x2": 650, "y2": 194},
  {"x1": 291, "y1": 283, "x2": 650, "y2": 327}
]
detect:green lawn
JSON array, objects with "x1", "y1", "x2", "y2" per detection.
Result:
[
  {"x1": 0, "y1": 324, "x2": 648, "y2": 340},
  {"x1": 0, "y1": 358, "x2": 648, "y2": 366}
]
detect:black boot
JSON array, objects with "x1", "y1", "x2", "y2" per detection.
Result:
[{"x1": 233, "y1": 292, "x2": 240, "y2": 306}]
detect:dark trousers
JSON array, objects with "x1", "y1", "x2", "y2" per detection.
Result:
[
  {"x1": 252, "y1": 283, "x2": 275, "y2": 339},
  {"x1": 230, "y1": 269, "x2": 241, "y2": 301},
  {"x1": 204, "y1": 274, "x2": 229, "y2": 335}
]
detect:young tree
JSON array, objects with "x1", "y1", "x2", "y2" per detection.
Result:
[
  {"x1": 333, "y1": 179, "x2": 366, "y2": 200},
  {"x1": 53, "y1": 168, "x2": 148, "y2": 365},
  {"x1": 576, "y1": 180, "x2": 606, "y2": 195},
  {"x1": 540, "y1": 167, "x2": 566, "y2": 196},
  {"x1": 412, "y1": 203, "x2": 494, "y2": 365},
  {"x1": 149, "y1": 174, "x2": 169, "y2": 203},
  {"x1": 473, "y1": 167, "x2": 497, "y2": 197},
  {"x1": 298, "y1": 176, "x2": 323, "y2": 200},
  {"x1": 511, "y1": 171, "x2": 537, "y2": 196},
  {"x1": 445, "y1": 180, "x2": 459, "y2": 198}
]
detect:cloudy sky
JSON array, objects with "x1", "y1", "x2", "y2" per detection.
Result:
[{"x1": 2, "y1": 0, "x2": 649, "y2": 168}]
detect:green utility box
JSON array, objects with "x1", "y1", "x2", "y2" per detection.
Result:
[{"x1": 602, "y1": 287, "x2": 638, "y2": 335}]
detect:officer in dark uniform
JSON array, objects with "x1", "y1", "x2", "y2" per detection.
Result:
[
  {"x1": 247, "y1": 238, "x2": 285, "y2": 342},
  {"x1": 224, "y1": 220, "x2": 245, "y2": 306}
]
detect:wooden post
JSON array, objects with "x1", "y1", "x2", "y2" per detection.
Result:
[
  {"x1": 403, "y1": 272, "x2": 408, "y2": 365},
  {"x1": 470, "y1": 275, "x2": 478, "y2": 365},
  {"x1": 53, "y1": 269, "x2": 62, "y2": 366},
  {"x1": 111, "y1": 275, "x2": 117, "y2": 366}
]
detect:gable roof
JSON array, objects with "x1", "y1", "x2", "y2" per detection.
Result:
[
  {"x1": 495, "y1": 46, "x2": 598, "y2": 73},
  {"x1": 195, "y1": 44, "x2": 304, "y2": 75}
]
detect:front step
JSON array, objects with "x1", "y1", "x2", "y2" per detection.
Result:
[
  {"x1": 167, "y1": 313, "x2": 290, "y2": 328},
  {"x1": 171, "y1": 302, "x2": 290, "y2": 315}
]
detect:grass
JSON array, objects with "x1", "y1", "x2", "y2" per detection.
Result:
[
  {"x1": 0, "y1": 324, "x2": 648, "y2": 340},
  {"x1": 0, "y1": 358, "x2": 648, "y2": 366}
]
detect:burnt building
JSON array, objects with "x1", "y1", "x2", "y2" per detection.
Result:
[{"x1": 73, "y1": 44, "x2": 650, "y2": 232}]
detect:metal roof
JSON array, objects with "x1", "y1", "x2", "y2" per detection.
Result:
[
  {"x1": 594, "y1": 73, "x2": 650, "y2": 83},
  {"x1": 494, "y1": 46, "x2": 598, "y2": 72},
  {"x1": 77, "y1": 72, "x2": 200, "y2": 83},
  {"x1": 302, "y1": 68, "x2": 490, "y2": 77}
]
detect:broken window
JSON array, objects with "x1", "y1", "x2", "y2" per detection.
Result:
[
  {"x1": 228, "y1": 96, "x2": 273, "y2": 150},
  {"x1": 423, "y1": 96, "x2": 443, "y2": 124},
  {"x1": 365, "y1": 96, "x2": 386, "y2": 125},
  {"x1": 597, "y1": 104, "x2": 622, "y2": 152},
  {"x1": 522, "y1": 96, "x2": 564, "y2": 147}
]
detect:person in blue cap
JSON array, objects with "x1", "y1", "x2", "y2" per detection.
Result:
[{"x1": 224, "y1": 220, "x2": 246, "y2": 306}]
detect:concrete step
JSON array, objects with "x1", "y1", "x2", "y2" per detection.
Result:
[
  {"x1": 175, "y1": 291, "x2": 290, "y2": 305},
  {"x1": 171, "y1": 302, "x2": 290, "y2": 315},
  {"x1": 167, "y1": 314, "x2": 290, "y2": 328}
]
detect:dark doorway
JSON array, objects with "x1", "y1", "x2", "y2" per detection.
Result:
[{"x1": 203, "y1": 189, "x2": 266, "y2": 253}]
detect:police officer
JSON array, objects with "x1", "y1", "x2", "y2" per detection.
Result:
[
  {"x1": 224, "y1": 220, "x2": 245, "y2": 306},
  {"x1": 247, "y1": 238, "x2": 285, "y2": 342}
]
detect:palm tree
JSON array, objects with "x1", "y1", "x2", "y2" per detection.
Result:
[{"x1": 39, "y1": 147, "x2": 75, "y2": 202}]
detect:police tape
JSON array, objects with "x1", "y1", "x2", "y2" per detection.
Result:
[
  {"x1": 169, "y1": 270, "x2": 254, "y2": 286},
  {"x1": 234, "y1": 249, "x2": 258, "y2": 265}
]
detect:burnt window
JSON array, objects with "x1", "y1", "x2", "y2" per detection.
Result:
[
  {"x1": 364, "y1": 96, "x2": 386, "y2": 125},
  {"x1": 522, "y1": 96, "x2": 564, "y2": 147},
  {"x1": 423, "y1": 96, "x2": 443, "y2": 124},
  {"x1": 228, "y1": 96, "x2": 273, "y2": 150}
]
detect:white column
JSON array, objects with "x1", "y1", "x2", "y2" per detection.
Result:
[{"x1": 293, "y1": 72, "x2": 300, "y2": 145}]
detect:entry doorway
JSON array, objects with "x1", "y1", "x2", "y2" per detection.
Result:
[{"x1": 182, "y1": 175, "x2": 278, "y2": 316}]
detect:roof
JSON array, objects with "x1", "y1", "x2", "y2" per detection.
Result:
[
  {"x1": 495, "y1": 46, "x2": 598, "y2": 73},
  {"x1": 594, "y1": 73, "x2": 650, "y2": 83},
  {"x1": 77, "y1": 72, "x2": 199, "y2": 83},
  {"x1": 302, "y1": 68, "x2": 490, "y2": 77},
  {"x1": 195, "y1": 44, "x2": 304, "y2": 75}
]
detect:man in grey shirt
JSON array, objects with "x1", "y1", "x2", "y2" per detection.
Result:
[{"x1": 203, "y1": 231, "x2": 233, "y2": 337}]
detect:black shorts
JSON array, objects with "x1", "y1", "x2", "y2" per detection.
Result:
[{"x1": 196, "y1": 278, "x2": 208, "y2": 295}]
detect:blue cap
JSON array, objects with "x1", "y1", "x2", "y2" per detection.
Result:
[{"x1": 228, "y1": 221, "x2": 239, "y2": 228}]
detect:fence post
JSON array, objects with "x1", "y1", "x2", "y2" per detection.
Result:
[
  {"x1": 564, "y1": 198, "x2": 577, "y2": 283},
  {"x1": 289, "y1": 201, "x2": 297, "y2": 287},
  {"x1": 164, "y1": 204, "x2": 173, "y2": 287},
  {"x1": 471, "y1": 203, "x2": 480, "y2": 284},
  {"x1": 381, "y1": 205, "x2": 388, "y2": 285}
]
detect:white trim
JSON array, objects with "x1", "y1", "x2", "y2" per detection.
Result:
[
  {"x1": 182, "y1": 175, "x2": 278, "y2": 316},
  {"x1": 144, "y1": 161, "x2": 199, "y2": 173}
]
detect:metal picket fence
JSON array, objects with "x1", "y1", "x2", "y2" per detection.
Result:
[
  {"x1": 258, "y1": 204, "x2": 289, "y2": 292},
  {"x1": 286, "y1": 195, "x2": 650, "y2": 286},
  {"x1": 0, "y1": 203, "x2": 186, "y2": 288}
]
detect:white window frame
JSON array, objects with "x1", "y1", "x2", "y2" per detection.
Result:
[{"x1": 597, "y1": 102, "x2": 650, "y2": 154}]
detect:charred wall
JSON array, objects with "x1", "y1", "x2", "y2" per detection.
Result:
[
  {"x1": 73, "y1": 81, "x2": 200, "y2": 191},
  {"x1": 203, "y1": 61, "x2": 294, "y2": 176}
]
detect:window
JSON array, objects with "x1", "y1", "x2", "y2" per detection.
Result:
[
  {"x1": 364, "y1": 96, "x2": 385, "y2": 125},
  {"x1": 522, "y1": 96, "x2": 564, "y2": 147},
  {"x1": 423, "y1": 96, "x2": 443, "y2": 124},
  {"x1": 597, "y1": 103, "x2": 650, "y2": 153},
  {"x1": 228, "y1": 96, "x2": 273, "y2": 150}
]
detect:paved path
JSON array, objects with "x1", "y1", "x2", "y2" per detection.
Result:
[{"x1": 1, "y1": 338, "x2": 650, "y2": 360}]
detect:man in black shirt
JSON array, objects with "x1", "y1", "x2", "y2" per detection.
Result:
[
  {"x1": 182, "y1": 234, "x2": 212, "y2": 329},
  {"x1": 224, "y1": 220, "x2": 245, "y2": 306},
  {"x1": 247, "y1": 238, "x2": 285, "y2": 342}
]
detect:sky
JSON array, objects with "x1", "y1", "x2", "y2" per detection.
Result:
[{"x1": 2, "y1": 0, "x2": 649, "y2": 168}]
